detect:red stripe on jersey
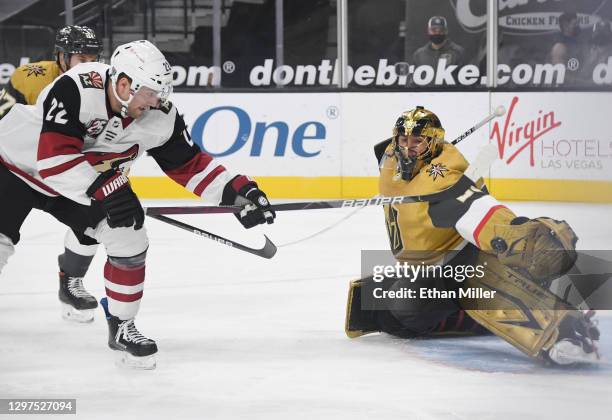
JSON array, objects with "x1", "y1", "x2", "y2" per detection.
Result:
[
  {"x1": 231, "y1": 175, "x2": 256, "y2": 192},
  {"x1": 104, "y1": 261, "x2": 145, "y2": 286},
  {"x1": 0, "y1": 157, "x2": 59, "y2": 195},
  {"x1": 105, "y1": 288, "x2": 143, "y2": 303},
  {"x1": 39, "y1": 156, "x2": 87, "y2": 179},
  {"x1": 193, "y1": 165, "x2": 226, "y2": 197},
  {"x1": 38, "y1": 132, "x2": 83, "y2": 161},
  {"x1": 121, "y1": 116, "x2": 134, "y2": 129},
  {"x1": 164, "y1": 153, "x2": 213, "y2": 187},
  {"x1": 473, "y1": 205, "x2": 507, "y2": 248}
]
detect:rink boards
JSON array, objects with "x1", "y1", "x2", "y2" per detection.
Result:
[{"x1": 128, "y1": 91, "x2": 612, "y2": 202}]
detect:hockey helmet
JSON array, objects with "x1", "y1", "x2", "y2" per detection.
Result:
[
  {"x1": 55, "y1": 25, "x2": 102, "y2": 70},
  {"x1": 391, "y1": 106, "x2": 445, "y2": 180},
  {"x1": 109, "y1": 40, "x2": 173, "y2": 117}
]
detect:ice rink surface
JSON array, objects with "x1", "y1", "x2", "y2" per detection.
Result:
[{"x1": 1, "y1": 200, "x2": 611, "y2": 420}]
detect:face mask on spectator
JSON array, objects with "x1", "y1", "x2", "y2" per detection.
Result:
[{"x1": 429, "y1": 34, "x2": 447, "y2": 44}]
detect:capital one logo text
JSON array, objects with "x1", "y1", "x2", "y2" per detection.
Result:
[{"x1": 190, "y1": 106, "x2": 326, "y2": 157}]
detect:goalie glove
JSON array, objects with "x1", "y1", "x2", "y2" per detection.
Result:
[
  {"x1": 222, "y1": 175, "x2": 276, "y2": 229},
  {"x1": 490, "y1": 216, "x2": 578, "y2": 283},
  {"x1": 87, "y1": 170, "x2": 145, "y2": 230}
]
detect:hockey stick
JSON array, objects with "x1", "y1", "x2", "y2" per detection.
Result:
[
  {"x1": 145, "y1": 176, "x2": 476, "y2": 216},
  {"x1": 146, "y1": 106, "x2": 506, "y2": 217},
  {"x1": 451, "y1": 105, "x2": 506, "y2": 146},
  {"x1": 147, "y1": 214, "x2": 277, "y2": 259},
  {"x1": 145, "y1": 107, "x2": 505, "y2": 255}
]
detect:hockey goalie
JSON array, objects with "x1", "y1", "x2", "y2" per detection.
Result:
[{"x1": 345, "y1": 106, "x2": 601, "y2": 366}]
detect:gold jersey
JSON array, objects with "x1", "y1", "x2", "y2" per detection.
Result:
[
  {"x1": 379, "y1": 141, "x2": 516, "y2": 263},
  {"x1": 0, "y1": 61, "x2": 61, "y2": 119}
]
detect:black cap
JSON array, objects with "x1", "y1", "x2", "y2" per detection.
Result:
[{"x1": 428, "y1": 16, "x2": 447, "y2": 30}]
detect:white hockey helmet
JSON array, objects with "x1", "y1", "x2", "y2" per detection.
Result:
[{"x1": 109, "y1": 40, "x2": 173, "y2": 117}]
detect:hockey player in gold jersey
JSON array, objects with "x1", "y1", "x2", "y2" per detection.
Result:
[
  {"x1": 0, "y1": 25, "x2": 102, "y2": 119},
  {"x1": 345, "y1": 106, "x2": 601, "y2": 365}
]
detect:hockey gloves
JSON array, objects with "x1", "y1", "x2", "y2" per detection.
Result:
[
  {"x1": 222, "y1": 175, "x2": 275, "y2": 229},
  {"x1": 87, "y1": 170, "x2": 145, "y2": 230}
]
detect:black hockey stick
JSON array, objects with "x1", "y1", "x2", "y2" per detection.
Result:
[
  {"x1": 147, "y1": 214, "x2": 277, "y2": 259},
  {"x1": 145, "y1": 176, "x2": 475, "y2": 216}
]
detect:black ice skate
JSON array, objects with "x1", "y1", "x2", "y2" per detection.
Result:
[
  {"x1": 100, "y1": 298, "x2": 157, "y2": 369},
  {"x1": 58, "y1": 271, "x2": 98, "y2": 323}
]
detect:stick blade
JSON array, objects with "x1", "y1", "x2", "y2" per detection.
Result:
[{"x1": 255, "y1": 235, "x2": 277, "y2": 259}]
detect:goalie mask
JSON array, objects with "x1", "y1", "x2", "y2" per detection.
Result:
[{"x1": 389, "y1": 106, "x2": 445, "y2": 180}]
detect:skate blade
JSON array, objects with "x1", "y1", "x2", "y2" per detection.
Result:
[
  {"x1": 115, "y1": 352, "x2": 157, "y2": 370},
  {"x1": 61, "y1": 304, "x2": 94, "y2": 323}
]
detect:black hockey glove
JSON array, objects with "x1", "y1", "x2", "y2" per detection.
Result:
[
  {"x1": 221, "y1": 175, "x2": 275, "y2": 229},
  {"x1": 87, "y1": 170, "x2": 145, "y2": 230}
]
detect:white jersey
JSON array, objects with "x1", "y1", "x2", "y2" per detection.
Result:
[{"x1": 0, "y1": 62, "x2": 232, "y2": 205}]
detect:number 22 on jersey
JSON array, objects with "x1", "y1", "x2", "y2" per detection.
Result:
[{"x1": 45, "y1": 98, "x2": 68, "y2": 124}]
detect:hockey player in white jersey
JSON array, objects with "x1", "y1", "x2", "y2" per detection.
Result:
[
  {"x1": 0, "y1": 40, "x2": 275, "y2": 369},
  {"x1": 0, "y1": 25, "x2": 104, "y2": 323}
]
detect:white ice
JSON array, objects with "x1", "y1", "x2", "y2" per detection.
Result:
[{"x1": 1, "y1": 200, "x2": 611, "y2": 420}]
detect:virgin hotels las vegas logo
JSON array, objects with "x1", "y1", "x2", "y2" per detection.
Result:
[{"x1": 490, "y1": 96, "x2": 562, "y2": 167}]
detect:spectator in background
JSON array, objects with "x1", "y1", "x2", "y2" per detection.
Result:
[
  {"x1": 584, "y1": 19, "x2": 612, "y2": 82},
  {"x1": 549, "y1": 12, "x2": 586, "y2": 85},
  {"x1": 410, "y1": 16, "x2": 465, "y2": 87}
]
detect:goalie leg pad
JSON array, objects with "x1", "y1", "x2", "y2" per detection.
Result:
[
  {"x1": 462, "y1": 252, "x2": 581, "y2": 359},
  {"x1": 345, "y1": 278, "x2": 380, "y2": 338},
  {"x1": 345, "y1": 276, "x2": 476, "y2": 339}
]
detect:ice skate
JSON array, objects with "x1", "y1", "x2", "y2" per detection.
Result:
[
  {"x1": 100, "y1": 298, "x2": 157, "y2": 370},
  {"x1": 547, "y1": 310, "x2": 601, "y2": 366},
  {"x1": 58, "y1": 271, "x2": 98, "y2": 323}
]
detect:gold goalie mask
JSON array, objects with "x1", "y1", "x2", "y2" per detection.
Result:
[{"x1": 390, "y1": 106, "x2": 446, "y2": 180}]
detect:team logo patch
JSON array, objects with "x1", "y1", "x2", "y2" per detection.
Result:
[
  {"x1": 23, "y1": 64, "x2": 46, "y2": 78},
  {"x1": 79, "y1": 71, "x2": 104, "y2": 89},
  {"x1": 85, "y1": 118, "x2": 108, "y2": 137},
  {"x1": 427, "y1": 163, "x2": 449, "y2": 181},
  {"x1": 84, "y1": 144, "x2": 140, "y2": 173}
]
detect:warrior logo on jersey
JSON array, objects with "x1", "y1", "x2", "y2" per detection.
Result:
[
  {"x1": 85, "y1": 118, "x2": 108, "y2": 138},
  {"x1": 84, "y1": 144, "x2": 139, "y2": 173},
  {"x1": 79, "y1": 71, "x2": 104, "y2": 89},
  {"x1": 23, "y1": 64, "x2": 46, "y2": 78},
  {"x1": 427, "y1": 163, "x2": 449, "y2": 181}
]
